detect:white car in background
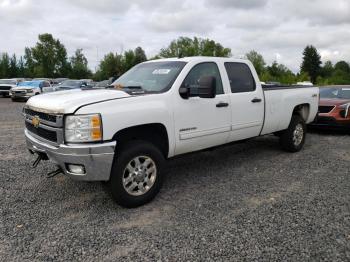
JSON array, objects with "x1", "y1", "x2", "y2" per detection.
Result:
[
  {"x1": 0, "y1": 79, "x2": 19, "y2": 97},
  {"x1": 296, "y1": 81, "x2": 313, "y2": 86},
  {"x1": 10, "y1": 80, "x2": 51, "y2": 101}
]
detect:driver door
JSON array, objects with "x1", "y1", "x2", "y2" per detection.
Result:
[{"x1": 173, "y1": 62, "x2": 231, "y2": 155}]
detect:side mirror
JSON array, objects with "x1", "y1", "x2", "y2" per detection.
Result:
[
  {"x1": 179, "y1": 76, "x2": 217, "y2": 99},
  {"x1": 179, "y1": 86, "x2": 190, "y2": 99},
  {"x1": 198, "y1": 76, "x2": 216, "y2": 98}
]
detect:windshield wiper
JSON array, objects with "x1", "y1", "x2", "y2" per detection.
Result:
[
  {"x1": 121, "y1": 86, "x2": 146, "y2": 94},
  {"x1": 106, "y1": 85, "x2": 148, "y2": 94},
  {"x1": 123, "y1": 85, "x2": 142, "y2": 89}
]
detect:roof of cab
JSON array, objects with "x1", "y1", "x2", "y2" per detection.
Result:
[{"x1": 145, "y1": 56, "x2": 250, "y2": 64}]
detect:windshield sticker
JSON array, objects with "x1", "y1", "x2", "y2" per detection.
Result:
[{"x1": 152, "y1": 69, "x2": 171, "y2": 75}]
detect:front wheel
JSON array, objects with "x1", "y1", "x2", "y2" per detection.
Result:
[
  {"x1": 109, "y1": 140, "x2": 165, "y2": 208},
  {"x1": 280, "y1": 115, "x2": 306, "y2": 152}
]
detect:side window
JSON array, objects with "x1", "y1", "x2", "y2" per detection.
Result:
[
  {"x1": 182, "y1": 62, "x2": 224, "y2": 95},
  {"x1": 224, "y1": 63, "x2": 256, "y2": 93},
  {"x1": 44, "y1": 81, "x2": 50, "y2": 87}
]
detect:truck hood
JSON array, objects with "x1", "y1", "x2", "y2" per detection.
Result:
[
  {"x1": 0, "y1": 84, "x2": 16, "y2": 87},
  {"x1": 26, "y1": 89, "x2": 131, "y2": 114},
  {"x1": 12, "y1": 85, "x2": 38, "y2": 90}
]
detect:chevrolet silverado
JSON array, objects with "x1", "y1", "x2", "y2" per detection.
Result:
[{"x1": 23, "y1": 57, "x2": 319, "y2": 207}]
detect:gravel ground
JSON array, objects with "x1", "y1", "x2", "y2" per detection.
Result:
[{"x1": 1, "y1": 98, "x2": 350, "y2": 261}]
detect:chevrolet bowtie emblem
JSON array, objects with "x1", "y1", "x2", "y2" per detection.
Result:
[{"x1": 32, "y1": 116, "x2": 40, "y2": 128}]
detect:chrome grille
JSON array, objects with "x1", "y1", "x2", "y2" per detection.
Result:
[
  {"x1": 24, "y1": 108, "x2": 57, "y2": 123},
  {"x1": 23, "y1": 107, "x2": 63, "y2": 127},
  {"x1": 0, "y1": 86, "x2": 11, "y2": 91},
  {"x1": 24, "y1": 108, "x2": 64, "y2": 144},
  {"x1": 25, "y1": 122, "x2": 58, "y2": 143}
]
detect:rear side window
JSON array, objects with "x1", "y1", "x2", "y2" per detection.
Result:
[
  {"x1": 182, "y1": 62, "x2": 224, "y2": 95},
  {"x1": 224, "y1": 63, "x2": 256, "y2": 93}
]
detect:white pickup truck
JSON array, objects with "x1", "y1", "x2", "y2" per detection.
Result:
[{"x1": 24, "y1": 57, "x2": 319, "y2": 207}]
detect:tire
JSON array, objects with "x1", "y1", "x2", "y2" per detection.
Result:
[
  {"x1": 109, "y1": 140, "x2": 165, "y2": 208},
  {"x1": 11, "y1": 98, "x2": 17, "y2": 102},
  {"x1": 280, "y1": 115, "x2": 306, "y2": 152}
]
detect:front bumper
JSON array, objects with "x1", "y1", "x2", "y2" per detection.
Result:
[
  {"x1": 310, "y1": 115, "x2": 350, "y2": 128},
  {"x1": 12, "y1": 93, "x2": 33, "y2": 99},
  {"x1": 25, "y1": 129, "x2": 116, "y2": 181}
]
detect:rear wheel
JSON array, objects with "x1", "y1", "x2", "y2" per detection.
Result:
[
  {"x1": 280, "y1": 115, "x2": 306, "y2": 152},
  {"x1": 109, "y1": 140, "x2": 165, "y2": 208}
]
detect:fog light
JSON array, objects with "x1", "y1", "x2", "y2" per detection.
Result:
[{"x1": 67, "y1": 164, "x2": 86, "y2": 175}]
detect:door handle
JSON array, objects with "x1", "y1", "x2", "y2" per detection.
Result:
[
  {"x1": 251, "y1": 98, "x2": 262, "y2": 103},
  {"x1": 216, "y1": 102, "x2": 229, "y2": 108}
]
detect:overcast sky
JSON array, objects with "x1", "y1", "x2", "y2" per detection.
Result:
[{"x1": 1, "y1": 0, "x2": 350, "y2": 72}]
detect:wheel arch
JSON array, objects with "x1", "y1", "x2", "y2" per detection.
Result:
[
  {"x1": 292, "y1": 103, "x2": 310, "y2": 122},
  {"x1": 112, "y1": 123, "x2": 169, "y2": 158}
]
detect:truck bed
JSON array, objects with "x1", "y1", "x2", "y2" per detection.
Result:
[
  {"x1": 260, "y1": 85, "x2": 319, "y2": 135},
  {"x1": 262, "y1": 84, "x2": 314, "y2": 91}
]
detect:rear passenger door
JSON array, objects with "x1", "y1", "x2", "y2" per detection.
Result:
[{"x1": 224, "y1": 62, "x2": 264, "y2": 141}]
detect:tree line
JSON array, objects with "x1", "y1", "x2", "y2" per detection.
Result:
[
  {"x1": 0, "y1": 33, "x2": 349, "y2": 85},
  {"x1": 93, "y1": 36, "x2": 231, "y2": 81},
  {"x1": 246, "y1": 46, "x2": 350, "y2": 85},
  {"x1": 0, "y1": 33, "x2": 148, "y2": 81}
]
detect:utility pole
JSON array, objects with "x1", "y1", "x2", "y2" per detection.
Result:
[{"x1": 95, "y1": 46, "x2": 99, "y2": 73}]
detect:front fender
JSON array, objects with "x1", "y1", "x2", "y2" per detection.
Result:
[{"x1": 75, "y1": 94, "x2": 175, "y2": 157}]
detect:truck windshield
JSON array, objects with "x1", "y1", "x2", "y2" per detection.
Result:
[
  {"x1": 18, "y1": 81, "x2": 41, "y2": 87},
  {"x1": 320, "y1": 87, "x2": 350, "y2": 99},
  {"x1": 112, "y1": 61, "x2": 187, "y2": 94}
]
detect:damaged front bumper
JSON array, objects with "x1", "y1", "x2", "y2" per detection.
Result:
[{"x1": 25, "y1": 129, "x2": 116, "y2": 181}]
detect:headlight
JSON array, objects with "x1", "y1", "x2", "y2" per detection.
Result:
[
  {"x1": 339, "y1": 103, "x2": 350, "y2": 118},
  {"x1": 339, "y1": 103, "x2": 350, "y2": 109},
  {"x1": 65, "y1": 114, "x2": 102, "y2": 142},
  {"x1": 26, "y1": 89, "x2": 33, "y2": 93}
]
